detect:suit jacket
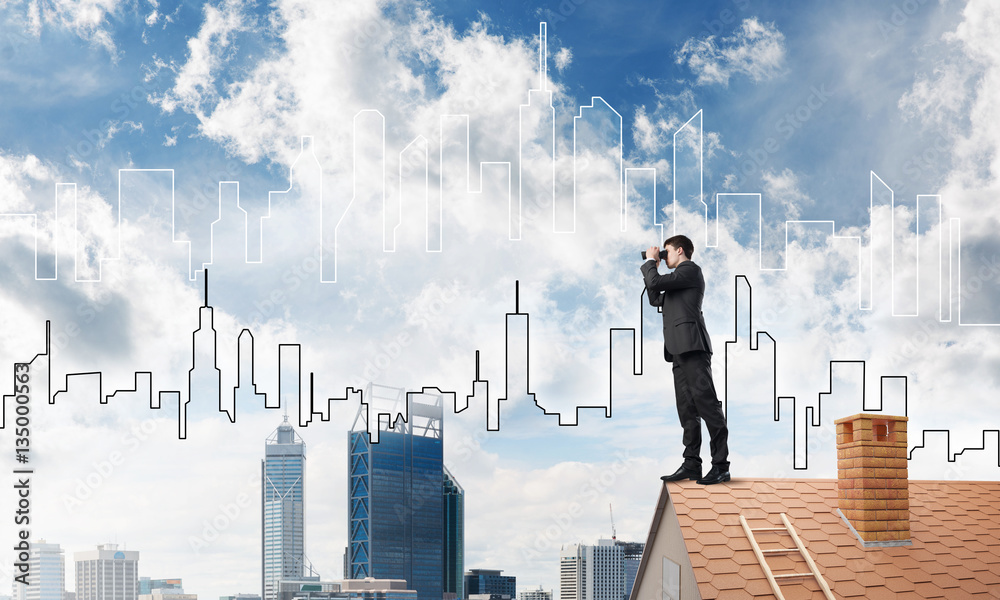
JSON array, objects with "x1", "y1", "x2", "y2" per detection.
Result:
[{"x1": 641, "y1": 259, "x2": 713, "y2": 362}]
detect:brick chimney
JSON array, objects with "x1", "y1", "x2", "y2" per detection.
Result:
[{"x1": 835, "y1": 413, "x2": 911, "y2": 547}]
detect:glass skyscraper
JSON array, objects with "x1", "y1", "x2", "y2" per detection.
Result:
[
  {"x1": 442, "y1": 467, "x2": 464, "y2": 600},
  {"x1": 263, "y1": 416, "x2": 307, "y2": 600},
  {"x1": 615, "y1": 542, "x2": 644, "y2": 600},
  {"x1": 348, "y1": 386, "x2": 462, "y2": 600},
  {"x1": 464, "y1": 569, "x2": 515, "y2": 599}
]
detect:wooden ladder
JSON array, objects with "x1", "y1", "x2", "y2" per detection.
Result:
[{"x1": 739, "y1": 512, "x2": 836, "y2": 600}]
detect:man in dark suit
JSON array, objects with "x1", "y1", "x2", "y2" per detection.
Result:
[{"x1": 641, "y1": 234, "x2": 730, "y2": 485}]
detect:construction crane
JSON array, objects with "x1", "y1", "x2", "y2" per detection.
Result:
[{"x1": 610, "y1": 503, "x2": 617, "y2": 540}]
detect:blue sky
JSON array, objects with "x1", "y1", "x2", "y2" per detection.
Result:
[{"x1": 2, "y1": 0, "x2": 1000, "y2": 597}]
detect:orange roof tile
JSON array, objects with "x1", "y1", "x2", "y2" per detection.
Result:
[{"x1": 631, "y1": 478, "x2": 1000, "y2": 600}]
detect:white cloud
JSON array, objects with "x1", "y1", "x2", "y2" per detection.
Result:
[
  {"x1": 760, "y1": 168, "x2": 811, "y2": 220},
  {"x1": 554, "y1": 46, "x2": 572, "y2": 71},
  {"x1": 4, "y1": 0, "x2": 124, "y2": 56},
  {"x1": 631, "y1": 104, "x2": 676, "y2": 154},
  {"x1": 144, "y1": 0, "x2": 659, "y2": 447},
  {"x1": 155, "y1": 2, "x2": 582, "y2": 167},
  {"x1": 154, "y1": 0, "x2": 252, "y2": 116},
  {"x1": 0, "y1": 152, "x2": 59, "y2": 212},
  {"x1": 675, "y1": 17, "x2": 786, "y2": 86},
  {"x1": 627, "y1": 80, "x2": 726, "y2": 163},
  {"x1": 102, "y1": 120, "x2": 144, "y2": 148},
  {"x1": 898, "y1": 0, "x2": 1000, "y2": 242},
  {"x1": 898, "y1": 65, "x2": 973, "y2": 125}
]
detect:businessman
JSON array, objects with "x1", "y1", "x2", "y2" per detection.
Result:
[{"x1": 641, "y1": 235, "x2": 730, "y2": 485}]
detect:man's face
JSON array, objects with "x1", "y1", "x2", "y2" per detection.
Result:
[{"x1": 663, "y1": 244, "x2": 683, "y2": 268}]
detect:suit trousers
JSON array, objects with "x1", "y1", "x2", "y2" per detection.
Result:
[{"x1": 671, "y1": 350, "x2": 729, "y2": 470}]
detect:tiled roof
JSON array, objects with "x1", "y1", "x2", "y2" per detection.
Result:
[{"x1": 649, "y1": 478, "x2": 1000, "y2": 599}]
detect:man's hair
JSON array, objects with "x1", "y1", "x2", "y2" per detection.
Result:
[{"x1": 663, "y1": 234, "x2": 694, "y2": 259}]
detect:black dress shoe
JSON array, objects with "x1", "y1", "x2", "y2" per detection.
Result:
[
  {"x1": 696, "y1": 467, "x2": 731, "y2": 485},
  {"x1": 660, "y1": 465, "x2": 702, "y2": 482}
]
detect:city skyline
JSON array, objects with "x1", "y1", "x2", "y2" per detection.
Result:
[
  {"x1": 9, "y1": 416, "x2": 632, "y2": 600},
  {"x1": 6, "y1": 407, "x2": 605, "y2": 599}
]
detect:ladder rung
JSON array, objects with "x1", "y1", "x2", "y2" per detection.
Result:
[{"x1": 741, "y1": 513, "x2": 837, "y2": 600}]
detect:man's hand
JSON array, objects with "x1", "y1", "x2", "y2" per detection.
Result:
[{"x1": 646, "y1": 246, "x2": 660, "y2": 263}]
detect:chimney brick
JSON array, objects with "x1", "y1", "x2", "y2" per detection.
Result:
[{"x1": 835, "y1": 413, "x2": 910, "y2": 546}]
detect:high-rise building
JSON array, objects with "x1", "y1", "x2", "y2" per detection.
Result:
[
  {"x1": 558, "y1": 540, "x2": 644, "y2": 600},
  {"x1": 74, "y1": 544, "x2": 139, "y2": 600},
  {"x1": 464, "y1": 569, "x2": 515, "y2": 599},
  {"x1": 348, "y1": 386, "x2": 460, "y2": 600},
  {"x1": 559, "y1": 541, "x2": 622, "y2": 600},
  {"x1": 615, "y1": 542, "x2": 643, "y2": 600},
  {"x1": 12, "y1": 540, "x2": 65, "y2": 600},
  {"x1": 442, "y1": 468, "x2": 464, "y2": 600},
  {"x1": 263, "y1": 416, "x2": 312, "y2": 600}
]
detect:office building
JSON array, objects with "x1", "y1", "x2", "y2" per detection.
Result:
[
  {"x1": 219, "y1": 595, "x2": 260, "y2": 600},
  {"x1": 139, "y1": 581, "x2": 182, "y2": 596},
  {"x1": 263, "y1": 417, "x2": 314, "y2": 600},
  {"x1": 615, "y1": 542, "x2": 643, "y2": 600},
  {"x1": 12, "y1": 540, "x2": 65, "y2": 600},
  {"x1": 348, "y1": 386, "x2": 460, "y2": 600},
  {"x1": 559, "y1": 540, "x2": 644, "y2": 600},
  {"x1": 518, "y1": 587, "x2": 551, "y2": 600},
  {"x1": 559, "y1": 541, "x2": 621, "y2": 600},
  {"x1": 74, "y1": 544, "x2": 139, "y2": 600},
  {"x1": 464, "y1": 570, "x2": 514, "y2": 600},
  {"x1": 442, "y1": 468, "x2": 464, "y2": 600}
]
